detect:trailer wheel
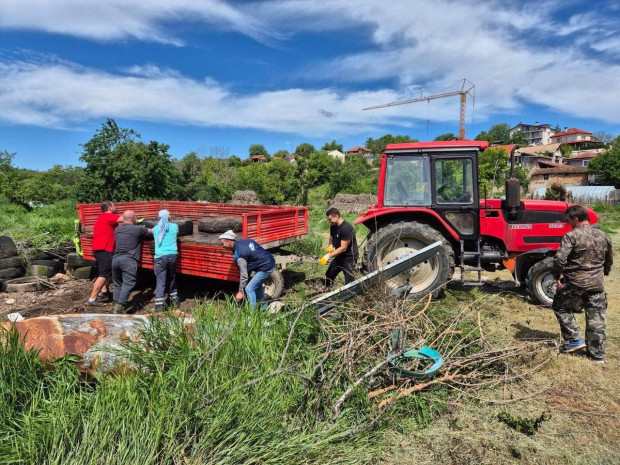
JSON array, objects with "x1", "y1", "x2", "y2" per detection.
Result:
[
  {"x1": 363, "y1": 222, "x2": 454, "y2": 300},
  {"x1": 526, "y1": 257, "x2": 556, "y2": 307},
  {"x1": 262, "y1": 269, "x2": 284, "y2": 301}
]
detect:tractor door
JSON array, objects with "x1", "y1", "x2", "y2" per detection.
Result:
[{"x1": 431, "y1": 152, "x2": 479, "y2": 240}]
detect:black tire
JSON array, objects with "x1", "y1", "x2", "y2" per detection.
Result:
[
  {"x1": 28, "y1": 264, "x2": 57, "y2": 278},
  {"x1": 197, "y1": 217, "x2": 242, "y2": 234},
  {"x1": 31, "y1": 259, "x2": 64, "y2": 273},
  {"x1": 263, "y1": 269, "x2": 285, "y2": 301},
  {"x1": 143, "y1": 217, "x2": 194, "y2": 236},
  {"x1": 67, "y1": 253, "x2": 96, "y2": 268},
  {"x1": 71, "y1": 266, "x2": 98, "y2": 280},
  {"x1": 363, "y1": 222, "x2": 455, "y2": 300},
  {"x1": 0, "y1": 236, "x2": 18, "y2": 259},
  {"x1": 0, "y1": 267, "x2": 25, "y2": 280},
  {"x1": 526, "y1": 257, "x2": 556, "y2": 307},
  {"x1": 0, "y1": 256, "x2": 25, "y2": 269}
]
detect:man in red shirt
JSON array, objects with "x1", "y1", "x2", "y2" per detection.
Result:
[{"x1": 86, "y1": 201, "x2": 122, "y2": 306}]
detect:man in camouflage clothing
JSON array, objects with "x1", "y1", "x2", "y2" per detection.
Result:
[{"x1": 552, "y1": 204, "x2": 613, "y2": 363}]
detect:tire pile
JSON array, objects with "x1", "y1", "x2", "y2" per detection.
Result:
[{"x1": 0, "y1": 237, "x2": 26, "y2": 290}]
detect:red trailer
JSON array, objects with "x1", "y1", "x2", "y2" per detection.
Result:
[{"x1": 77, "y1": 200, "x2": 308, "y2": 299}]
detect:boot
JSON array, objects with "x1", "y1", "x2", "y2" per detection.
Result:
[{"x1": 112, "y1": 303, "x2": 126, "y2": 314}]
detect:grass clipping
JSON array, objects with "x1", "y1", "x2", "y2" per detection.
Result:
[{"x1": 1, "y1": 289, "x2": 552, "y2": 464}]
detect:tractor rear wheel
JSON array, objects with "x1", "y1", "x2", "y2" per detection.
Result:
[
  {"x1": 526, "y1": 257, "x2": 556, "y2": 307},
  {"x1": 363, "y1": 222, "x2": 454, "y2": 300}
]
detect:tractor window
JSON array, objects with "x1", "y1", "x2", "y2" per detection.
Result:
[
  {"x1": 384, "y1": 155, "x2": 431, "y2": 206},
  {"x1": 434, "y1": 158, "x2": 474, "y2": 204}
]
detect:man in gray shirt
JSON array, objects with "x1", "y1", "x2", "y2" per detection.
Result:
[{"x1": 112, "y1": 210, "x2": 152, "y2": 313}]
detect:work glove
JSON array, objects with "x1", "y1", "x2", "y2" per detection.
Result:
[
  {"x1": 136, "y1": 218, "x2": 145, "y2": 224},
  {"x1": 325, "y1": 246, "x2": 334, "y2": 253},
  {"x1": 318, "y1": 254, "x2": 332, "y2": 266}
]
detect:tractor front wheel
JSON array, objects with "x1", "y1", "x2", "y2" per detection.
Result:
[
  {"x1": 363, "y1": 222, "x2": 454, "y2": 300},
  {"x1": 525, "y1": 257, "x2": 556, "y2": 307}
]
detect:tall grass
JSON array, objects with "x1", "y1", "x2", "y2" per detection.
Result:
[
  {"x1": 0, "y1": 199, "x2": 76, "y2": 245},
  {"x1": 0, "y1": 303, "x2": 394, "y2": 465}
]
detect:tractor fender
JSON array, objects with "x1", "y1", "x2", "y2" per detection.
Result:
[
  {"x1": 355, "y1": 208, "x2": 460, "y2": 241},
  {"x1": 514, "y1": 247, "x2": 553, "y2": 285}
]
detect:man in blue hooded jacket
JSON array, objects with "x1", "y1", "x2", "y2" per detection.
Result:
[{"x1": 219, "y1": 230, "x2": 275, "y2": 310}]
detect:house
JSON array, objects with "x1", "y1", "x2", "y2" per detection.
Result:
[
  {"x1": 514, "y1": 143, "x2": 563, "y2": 166},
  {"x1": 284, "y1": 153, "x2": 297, "y2": 164},
  {"x1": 327, "y1": 150, "x2": 345, "y2": 161},
  {"x1": 489, "y1": 144, "x2": 519, "y2": 155},
  {"x1": 550, "y1": 127, "x2": 602, "y2": 151},
  {"x1": 528, "y1": 162, "x2": 589, "y2": 194},
  {"x1": 345, "y1": 146, "x2": 372, "y2": 156},
  {"x1": 510, "y1": 122, "x2": 555, "y2": 146},
  {"x1": 563, "y1": 151, "x2": 599, "y2": 168},
  {"x1": 250, "y1": 154, "x2": 267, "y2": 163}
]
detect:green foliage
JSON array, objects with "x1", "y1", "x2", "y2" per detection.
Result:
[
  {"x1": 507, "y1": 130, "x2": 527, "y2": 146},
  {"x1": 0, "y1": 200, "x2": 76, "y2": 246},
  {"x1": 544, "y1": 182, "x2": 567, "y2": 201},
  {"x1": 588, "y1": 136, "x2": 620, "y2": 187},
  {"x1": 272, "y1": 149, "x2": 289, "y2": 158},
  {"x1": 238, "y1": 158, "x2": 300, "y2": 204},
  {"x1": 560, "y1": 144, "x2": 573, "y2": 158},
  {"x1": 76, "y1": 119, "x2": 181, "y2": 203},
  {"x1": 498, "y1": 411, "x2": 551, "y2": 436},
  {"x1": 327, "y1": 154, "x2": 376, "y2": 198},
  {"x1": 434, "y1": 133, "x2": 456, "y2": 141},
  {"x1": 478, "y1": 147, "x2": 510, "y2": 194},
  {"x1": 295, "y1": 142, "x2": 316, "y2": 158},
  {"x1": 321, "y1": 140, "x2": 343, "y2": 152},
  {"x1": 248, "y1": 143, "x2": 270, "y2": 158},
  {"x1": 365, "y1": 134, "x2": 415, "y2": 155},
  {"x1": 475, "y1": 123, "x2": 511, "y2": 144}
]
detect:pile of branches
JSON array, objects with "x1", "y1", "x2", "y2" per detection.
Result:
[
  {"x1": 276, "y1": 285, "x2": 555, "y2": 438},
  {"x1": 328, "y1": 193, "x2": 378, "y2": 213}
]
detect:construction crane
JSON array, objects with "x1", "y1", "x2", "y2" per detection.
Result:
[{"x1": 363, "y1": 79, "x2": 475, "y2": 140}]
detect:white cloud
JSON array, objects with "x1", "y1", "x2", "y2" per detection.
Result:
[
  {"x1": 0, "y1": 60, "x2": 419, "y2": 136},
  {"x1": 0, "y1": 0, "x2": 275, "y2": 44}
]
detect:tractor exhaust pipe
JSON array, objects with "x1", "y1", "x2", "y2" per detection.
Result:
[{"x1": 504, "y1": 145, "x2": 520, "y2": 219}]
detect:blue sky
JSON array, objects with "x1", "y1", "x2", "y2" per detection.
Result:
[{"x1": 1, "y1": 0, "x2": 619, "y2": 170}]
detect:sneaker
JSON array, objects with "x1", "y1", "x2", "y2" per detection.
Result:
[
  {"x1": 586, "y1": 352, "x2": 605, "y2": 363},
  {"x1": 560, "y1": 339, "x2": 586, "y2": 353},
  {"x1": 85, "y1": 299, "x2": 105, "y2": 307},
  {"x1": 112, "y1": 303, "x2": 126, "y2": 314}
]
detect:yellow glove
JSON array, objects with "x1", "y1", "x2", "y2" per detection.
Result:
[
  {"x1": 318, "y1": 254, "x2": 331, "y2": 266},
  {"x1": 136, "y1": 218, "x2": 145, "y2": 224},
  {"x1": 325, "y1": 246, "x2": 334, "y2": 253}
]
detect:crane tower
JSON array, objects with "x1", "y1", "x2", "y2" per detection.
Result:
[{"x1": 363, "y1": 79, "x2": 475, "y2": 140}]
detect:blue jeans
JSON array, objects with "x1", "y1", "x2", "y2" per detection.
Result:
[
  {"x1": 112, "y1": 255, "x2": 137, "y2": 306},
  {"x1": 154, "y1": 254, "x2": 178, "y2": 307},
  {"x1": 245, "y1": 267, "x2": 274, "y2": 311}
]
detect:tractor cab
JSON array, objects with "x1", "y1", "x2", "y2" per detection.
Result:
[{"x1": 381, "y1": 140, "x2": 487, "y2": 241}]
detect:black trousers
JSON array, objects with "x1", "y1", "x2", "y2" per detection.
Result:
[{"x1": 325, "y1": 257, "x2": 356, "y2": 287}]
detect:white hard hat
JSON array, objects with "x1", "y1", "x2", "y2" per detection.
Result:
[{"x1": 218, "y1": 230, "x2": 237, "y2": 241}]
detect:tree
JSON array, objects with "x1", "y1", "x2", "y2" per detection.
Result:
[
  {"x1": 544, "y1": 182, "x2": 567, "y2": 201},
  {"x1": 507, "y1": 130, "x2": 527, "y2": 146},
  {"x1": 593, "y1": 131, "x2": 614, "y2": 144},
  {"x1": 238, "y1": 159, "x2": 299, "y2": 204},
  {"x1": 434, "y1": 133, "x2": 456, "y2": 141},
  {"x1": 294, "y1": 143, "x2": 315, "y2": 158},
  {"x1": 365, "y1": 134, "x2": 415, "y2": 155},
  {"x1": 328, "y1": 154, "x2": 376, "y2": 198},
  {"x1": 475, "y1": 123, "x2": 511, "y2": 144},
  {"x1": 76, "y1": 119, "x2": 182, "y2": 203},
  {"x1": 588, "y1": 136, "x2": 620, "y2": 187},
  {"x1": 272, "y1": 150, "x2": 289, "y2": 158},
  {"x1": 321, "y1": 140, "x2": 343, "y2": 152},
  {"x1": 248, "y1": 144, "x2": 270, "y2": 158},
  {"x1": 478, "y1": 147, "x2": 510, "y2": 195}
]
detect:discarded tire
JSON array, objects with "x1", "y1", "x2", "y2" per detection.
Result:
[
  {"x1": 2, "y1": 276, "x2": 45, "y2": 293},
  {"x1": 0, "y1": 266, "x2": 26, "y2": 280},
  {"x1": 142, "y1": 217, "x2": 194, "y2": 236},
  {"x1": 198, "y1": 217, "x2": 242, "y2": 234},
  {"x1": 67, "y1": 253, "x2": 96, "y2": 268},
  {"x1": 28, "y1": 264, "x2": 57, "y2": 278},
  {"x1": 0, "y1": 256, "x2": 25, "y2": 269},
  {"x1": 31, "y1": 259, "x2": 64, "y2": 273},
  {"x1": 71, "y1": 266, "x2": 98, "y2": 280},
  {"x1": 0, "y1": 236, "x2": 18, "y2": 259}
]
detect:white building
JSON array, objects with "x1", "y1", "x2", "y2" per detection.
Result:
[{"x1": 510, "y1": 122, "x2": 555, "y2": 146}]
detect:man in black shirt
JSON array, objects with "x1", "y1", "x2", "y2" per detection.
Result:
[
  {"x1": 111, "y1": 210, "x2": 152, "y2": 313},
  {"x1": 320, "y1": 207, "x2": 358, "y2": 287}
]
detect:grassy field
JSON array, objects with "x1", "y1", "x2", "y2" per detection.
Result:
[{"x1": 1, "y1": 202, "x2": 619, "y2": 464}]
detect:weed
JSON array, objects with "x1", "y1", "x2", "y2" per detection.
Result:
[{"x1": 497, "y1": 410, "x2": 551, "y2": 436}]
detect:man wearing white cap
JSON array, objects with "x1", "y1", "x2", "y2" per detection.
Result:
[{"x1": 219, "y1": 230, "x2": 275, "y2": 310}]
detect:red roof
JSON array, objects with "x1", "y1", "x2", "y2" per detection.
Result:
[
  {"x1": 250, "y1": 154, "x2": 266, "y2": 160},
  {"x1": 567, "y1": 151, "x2": 600, "y2": 160},
  {"x1": 284, "y1": 153, "x2": 296, "y2": 159},
  {"x1": 531, "y1": 165, "x2": 588, "y2": 175},
  {"x1": 550, "y1": 128, "x2": 593, "y2": 138},
  {"x1": 489, "y1": 144, "x2": 518, "y2": 154},
  {"x1": 345, "y1": 146, "x2": 372, "y2": 154}
]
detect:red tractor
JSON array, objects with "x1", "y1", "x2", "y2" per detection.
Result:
[{"x1": 355, "y1": 140, "x2": 598, "y2": 306}]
